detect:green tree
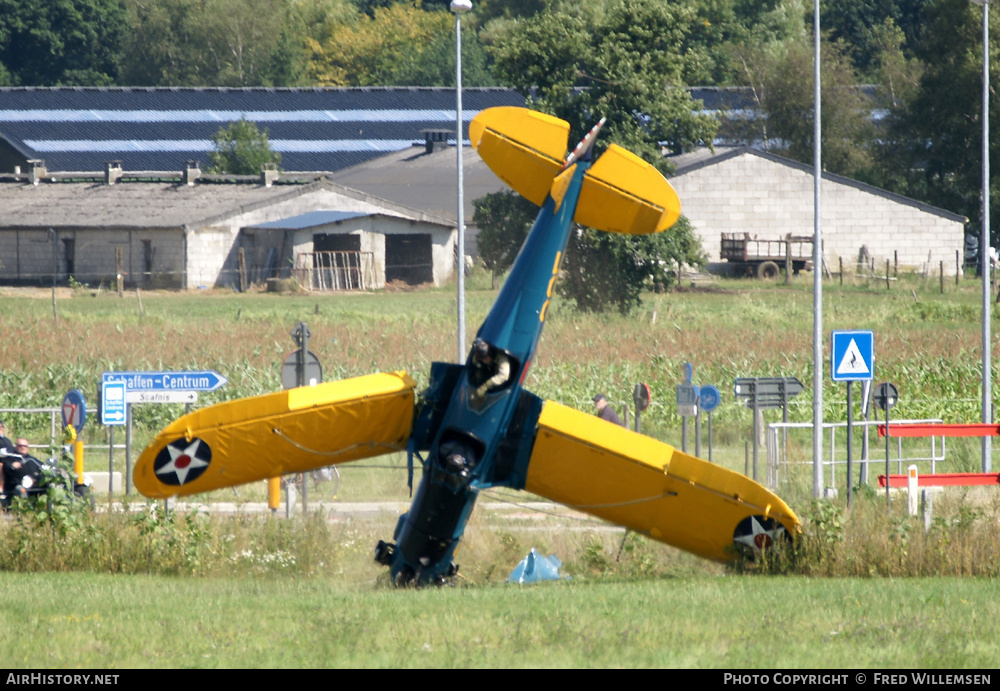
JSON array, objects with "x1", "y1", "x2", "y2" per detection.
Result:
[
  {"x1": 307, "y1": 2, "x2": 494, "y2": 86},
  {"x1": 475, "y1": 190, "x2": 705, "y2": 313},
  {"x1": 483, "y1": 0, "x2": 718, "y2": 168},
  {"x1": 473, "y1": 190, "x2": 537, "y2": 288},
  {"x1": 559, "y1": 217, "x2": 704, "y2": 314},
  {"x1": 0, "y1": 0, "x2": 129, "y2": 85},
  {"x1": 477, "y1": 0, "x2": 712, "y2": 314},
  {"x1": 876, "y1": 0, "x2": 999, "y2": 247},
  {"x1": 207, "y1": 119, "x2": 282, "y2": 175},
  {"x1": 821, "y1": 0, "x2": 930, "y2": 79},
  {"x1": 728, "y1": 33, "x2": 878, "y2": 182},
  {"x1": 119, "y1": 0, "x2": 310, "y2": 86}
]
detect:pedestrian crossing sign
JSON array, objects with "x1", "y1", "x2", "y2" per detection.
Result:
[{"x1": 831, "y1": 330, "x2": 874, "y2": 382}]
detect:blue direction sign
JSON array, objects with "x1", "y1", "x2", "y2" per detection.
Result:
[
  {"x1": 676, "y1": 362, "x2": 699, "y2": 417},
  {"x1": 101, "y1": 381, "x2": 127, "y2": 426},
  {"x1": 102, "y1": 370, "x2": 228, "y2": 392},
  {"x1": 831, "y1": 330, "x2": 874, "y2": 382}
]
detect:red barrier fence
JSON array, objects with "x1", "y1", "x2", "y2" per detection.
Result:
[
  {"x1": 877, "y1": 423, "x2": 1000, "y2": 438},
  {"x1": 878, "y1": 472, "x2": 1000, "y2": 488}
]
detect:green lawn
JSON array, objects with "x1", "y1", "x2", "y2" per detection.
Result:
[{"x1": 2, "y1": 572, "x2": 996, "y2": 668}]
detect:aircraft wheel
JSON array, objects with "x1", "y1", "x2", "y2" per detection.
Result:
[{"x1": 757, "y1": 261, "x2": 780, "y2": 280}]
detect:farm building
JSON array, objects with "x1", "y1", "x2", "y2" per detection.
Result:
[
  {"x1": 0, "y1": 164, "x2": 455, "y2": 290},
  {"x1": 669, "y1": 147, "x2": 968, "y2": 276}
]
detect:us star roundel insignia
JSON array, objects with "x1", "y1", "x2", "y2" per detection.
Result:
[
  {"x1": 153, "y1": 437, "x2": 212, "y2": 486},
  {"x1": 733, "y1": 515, "x2": 789, "y2": 558}
]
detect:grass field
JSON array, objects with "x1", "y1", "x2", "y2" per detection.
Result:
[
  {"x1": 1, "y1": 271, "x2": 998, "y2": 668},
  {"x1": 3, "y1": 572, "x2": 998, "y2": 668}
]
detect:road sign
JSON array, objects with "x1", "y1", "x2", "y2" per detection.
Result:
[
  {"x1": 101, "y1": 381, "x2": 126, "y2": 426},
  {"x1": 281, "y1": 350, "x2": 323, "y2": 389},
  {"x1": 699, "y1": 385, "x2": 721, "y2": 413},
  {"x1": 101, "y1": 370, "x2": 228, "y2": 392},
  {"x1": 126, "y1": 390, "x2": 198, "y2": 404},
  {"x1": 733, "y1": 377, "x2": 804, "y2": 409},
  {"x1": 676, "y1": 384, "x2": 699, "y2": 417},
  {"x1": 633, "y1": 382, "x2": 651, "y2": 412},
  {"x1": 61, "y1": 389, "x2": 87, "y2": 433},
  {"x1": 874, "y1": 382, "x2": 899, "y2": 411},
  {"x1": 831, "y1": 330, "x2": 874, "y2": 382}
]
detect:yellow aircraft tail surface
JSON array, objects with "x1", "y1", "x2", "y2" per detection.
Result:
[
  {"x1": 470, "y1": 106, "x2": 682, "y2": 235},
  {"x1": 525, "y1": 401, "x2": 800, "y2": 561},
  {"x1": 133, "y1": 371, "x2": 416, "y2": 498}
]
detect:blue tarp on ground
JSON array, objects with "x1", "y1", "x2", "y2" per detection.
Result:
[{"x1": 507, "y1": 548, "x2": 564, "y2": 584}]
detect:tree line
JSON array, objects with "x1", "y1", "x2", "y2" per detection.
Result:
[{"x1": 1, "y1": 0, "x2": 995, "y2": 310}]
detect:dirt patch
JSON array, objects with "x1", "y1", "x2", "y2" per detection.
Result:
[{"x1": 0, "y1": 286, "x2": 74, "y2": 299}]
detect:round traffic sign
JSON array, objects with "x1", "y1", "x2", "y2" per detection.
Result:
[
  {"x1": 61, "y1": 389, "x2": 87, "y2": 433},
  {"x1": 281, "y1": 350, "x2": 323, "y2": 389},
  {"x1": 633, "y1": 382, "x2": 651, "y2": 412},
  {"x1": 699, "y1": 384, "x2": 722, "y2": 413},
  {"x1": 873, "y1": 382, "x2": 898, "y2": 411}
]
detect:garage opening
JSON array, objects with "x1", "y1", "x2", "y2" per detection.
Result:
[
  {"x1": 302, "y1": 232, "x2": 374, "y2": 290},
  {"x1": 386, "y1": 234, "x2": 433, "y2": 285}
]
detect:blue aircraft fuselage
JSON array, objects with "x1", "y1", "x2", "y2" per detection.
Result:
[{"x1": 378, "y1": 160, "x2": 589, "y2": 585}]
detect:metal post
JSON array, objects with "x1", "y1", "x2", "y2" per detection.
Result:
[
  {"x1": 812, "y1": 0, "x2": 825, "y2": 498},
  {"x1": 885, "y1": 405, "x2": 891, "y2": 512},
  {"x1": 979, "y1": 0, "x2": 994, "y2": 474},
  {"x1": 452, "y1": 0, "x2": 472, "y2": 362},
  {"x1": 846, "y1": 381, "x2": 854, "y2": 508}
]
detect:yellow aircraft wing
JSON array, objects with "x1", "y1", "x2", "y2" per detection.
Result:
[
  {"x1": 134, "y1": 371, "x2": 416, "y2": 499},
  {"x1": 525, "y1": 401, "x2": 800, "y2": 561}
]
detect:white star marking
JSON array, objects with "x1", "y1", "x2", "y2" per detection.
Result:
[
  {"x1": 156, "y1": 439, "x2": 210, "y2": 485},
  {"x1": 734, "y1": 516, "x2": 785, "y2": 553}
]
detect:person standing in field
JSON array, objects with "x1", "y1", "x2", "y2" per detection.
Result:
[{"x1": 592, "y1": 394, "x2": 624, "y2": 426}]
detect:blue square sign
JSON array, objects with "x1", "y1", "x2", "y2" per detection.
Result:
[{"x1": 831, "y1": 330, "x2": 874, "y2": 382}]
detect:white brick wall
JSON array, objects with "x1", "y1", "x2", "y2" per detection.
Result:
[{"x1": 671, "y1": 152, "x2": 967, "y2": 276}]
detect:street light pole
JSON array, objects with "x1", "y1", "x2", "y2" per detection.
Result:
[
  {"x1": 452, "y1": 0, "x2": 472, "y2": 363},
  {"x1": 974, "y1": 0, "x2": 992, "y2": 473},
  {"x1": 812, "y1": 0, "x2": 825, "y2": 498}
]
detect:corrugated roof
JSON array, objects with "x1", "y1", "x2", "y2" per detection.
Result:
[
  {"x1": 328, "y1": 143, "x2": 509, "y2": 223},
  {"x1": 0, "y1": 175, "x2": 451, "y2": 229},
  {"x1": 0, "y1": 87, "x2": 526, "y2": 173}
]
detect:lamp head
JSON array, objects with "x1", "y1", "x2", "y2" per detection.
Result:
[{"x1": 451, "y1": 0, "x2": 472, "y2": 13}]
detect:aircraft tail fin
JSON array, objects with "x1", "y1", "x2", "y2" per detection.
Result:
[
  {"x1": 577, "y1": 144, "x2": 682, "y2": 235},
  {"x1": 469, "y1": 106, "x2": 567, "y2": 207},
  {"x1": 471, "y1": 107, "x2": 681, "y2": 234}
]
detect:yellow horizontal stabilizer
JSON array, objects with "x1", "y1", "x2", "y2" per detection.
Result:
[
  {"x1": 470, "y1": 106, "x2": 568, "y2": 207},
  {"x1": 134, "y1": 371, "x2": 416, "y2": 499},
  {"x1": 525, "y1": 401, "x2": 799, "y2": 562},
  {"x1": 576, "y1": 144, "x2": 682, "y2": 234}
]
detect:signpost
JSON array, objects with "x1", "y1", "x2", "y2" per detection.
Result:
[
  {"x1": 676, "y1": 363, "x2": 699, "y2": 453},
  {"x1": 832, "y1": 330, "x2": 875, "y2": 507},
  {"x1": 101, "y1": 369, "x2": 227, "y2": 495},
  {"x1": 734, "y1": 376, "x2": 804, "y2": 482},
  {"x1": 62, "y1": 389, "x2": 87, "y2": 486},
  {"x1": 699, "y1": 385, "x2": 721, "y2": 461},
  {"x1": 874, "y1": 382, "x2": 899, "y2": 512}
]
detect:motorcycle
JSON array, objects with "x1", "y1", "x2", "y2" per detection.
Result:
[{"x1": 0, "y1": 448, "x2": 93, "y2": 511}]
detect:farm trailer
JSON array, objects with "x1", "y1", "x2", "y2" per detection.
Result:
[{"x1": 720, "y1": 233, "x2": 814, "y2": 279}]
